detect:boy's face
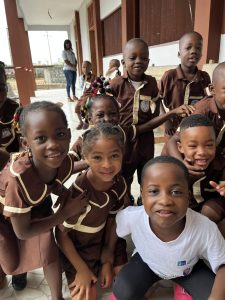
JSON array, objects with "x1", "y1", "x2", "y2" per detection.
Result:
[
  {"x1": 178, "y1": 34, "x2": 202, "y2": 69},
  {"x1": 178, "y1": 126, "x2": 216, "y2": 170},
  {"x1": 210, "y1": 73, "x2": 225, "y2": 111},
  {"x1": 141, "y1": 163, "x2": 189, "y2": 239},
  {"x1": 122, "y1": 41, "x2": 149, "y2": 81},
  {"x1": 82, "y1": 63, "x2": 92, "y2": 75}
]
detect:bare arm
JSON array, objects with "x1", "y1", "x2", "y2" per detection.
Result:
[
  {"x1": 208, "y1": 265, "x2": 225, "y2": 300},
  {"x1": 136, "y1": 104, "x2": 195, "y2": 135},
  {"x1": 10, "y1": 190, "x2": 87, "y2": 240},
  {"x1": 73, "y1": 160, "x2": 88, "y2": 174},
  {"x1": 55, "y1": 227, "x2": 97, "y2": 298}
]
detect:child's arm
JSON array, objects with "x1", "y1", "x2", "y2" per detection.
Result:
[
  {"x1": 10, "y1": 190, "x2": 88, "y2": 240},
  {"x1": 0, "y1": 149, "x2": 10, "y2": 170},
  {"x1": 208, "y1": 265, "x2": 225, "y2": 300},
  {"x1": 55, "y1": 227, "x2": 97, "y2": 298},
  {"x1": 136, "y1": 103, "x2": 195, "y2": 134}
]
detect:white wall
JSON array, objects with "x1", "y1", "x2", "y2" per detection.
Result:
[
  {"x1": 100, "y1": 0, "x2": 121, "y2": 19},
  {"x1": 149, "y1": 41, "x2": 180, "y2": 66},
  {"x1": 219, "y1": 34, "x2": 225, "y2": 63}
]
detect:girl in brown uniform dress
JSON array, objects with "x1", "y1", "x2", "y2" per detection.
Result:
[
  {"x1": 0, "y1": 101, "x2": 87, "y2": 299},
  {"x1": 56, "y1": 123, "x2": 127, "y2": 300}
]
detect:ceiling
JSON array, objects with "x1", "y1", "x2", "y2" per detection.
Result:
[{"x1": 17, "y1": 0, "x2": 83, "y2": 26}]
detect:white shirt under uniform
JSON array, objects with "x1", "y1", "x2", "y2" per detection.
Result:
[{"x1": 116, "y1": 206, "x2": 225, "y2": 279}]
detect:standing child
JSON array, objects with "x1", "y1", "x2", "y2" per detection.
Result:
[
  {"x1": 110, "y1": 38, "x2": 194, "y2": 189},
  {"x1": 56, "y1": 123, "x2": 128, "y2": 300},
  {"x1": 113, "y1": 156, "x2": 225, "y2": 300},
  {"x1": 75, "y1": 61, "x2": 96, "y2": 130},
  {"x1": 0, "y1": 101, "x2": 87, "y2": 299},
  {"x1": 105, "y1": 59, "x2": 121, "y2": 80},
  {"x1": 159, "y1": 31, "x2": 210, "y2": 139}
]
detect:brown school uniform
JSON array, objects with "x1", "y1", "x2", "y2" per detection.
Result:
[
  {"x1": 0, "y1": 98, "x2": 19, "y2": 153},
  {"x1": 59, "y1": 171, "x2": 127, "y2": 284},
  {"x1": 159, "y1": 65, "x2": 210, "y2": 135},
  {"x1": 189, "y1": 155, "x2": 225, "y2": 213},
  {"x1": 110, "y1": 71, "x2": 160, "y2": 182},
  {"x1": 0, "y1": 152, "x2": 76, "y2": 275}
]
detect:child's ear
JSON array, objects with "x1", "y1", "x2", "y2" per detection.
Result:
[
  {"x1": 20, "y1": 136, "x2": 29, "y2": 151},
  {"x1": 208, "y1": 83, "x2": 215, "y2": 95},
  {"x1": 177, "y1": 141, "x2": 184, "y2": 154},
  {"x1": 67, "y1": 128, "x2": 71, "y2": 140},
  {"x1": 177, "y1": 51, "x2": 180, "y2": 58},
  {"x1": 121, "y1": 59, "x2": 125, "y2": 66}
]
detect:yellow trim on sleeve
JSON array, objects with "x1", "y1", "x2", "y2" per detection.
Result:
[{"x1": 4, "y1": 205, "x2": 31, "y2": 214}]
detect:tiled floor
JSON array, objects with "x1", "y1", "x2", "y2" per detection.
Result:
[{"x1": 0, "y1": 89, "x2": 173, "y2": 299}]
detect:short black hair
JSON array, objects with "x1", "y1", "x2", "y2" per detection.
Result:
[
  {"x1": 82, "y1": 61, "x2": 92, "y2": 67},
  {"x1": 180, "y1": 114, "x2": 214, "y2": 133},
  {"x1": 82, "y1": 122, "x2": 124, "y2": 156},
  {"x1": 141, "y1": 156, "x2": 189, "y2": 187},
  {"x1": 64, "y1": 39, "x2": 72, "y2": 50},
  {"x1": 123, "y1": 38, "x2": 149, "y2": 55},
  {"x1": 17, "y1": 101, "x2": 68, "y2": 136},
  {"x1": 179, "y1": 31, "x2": 203, "y2": 50},
  {"x1": 212, "y1": 62, "x2": 225, "y2": 83},
  {"x1": 87, "y1": 95, "x2": 119, "y2": 115}
]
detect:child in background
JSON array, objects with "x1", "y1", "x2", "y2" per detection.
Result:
[
  {"x1": 0, "y1": 101, "x2": 87, "y2": 299},
  {"x1": 56, "y1": 123, "x2": 128, "y2": 300},
  {"x1": 159, "y1": 31, "x2": 210, "y2": 139},
  {"x1": 75, "y1": 61, "x2": 96, "y2": 130},
  {"x1": 113, "y1": 156, "x2": 225, "y2": 300},
  {"x1": 105, "y1": 59, "x2": 121, "y2": 80},
  {"x1": 109, "y1": 38, "x2": 194, "y2": 190},
  {"x1": 177, "y1": 115, "x2": 225, "y2": 237}
]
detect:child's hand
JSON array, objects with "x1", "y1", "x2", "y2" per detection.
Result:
[
  {"x1": 164, "y1": 119, "x2": 176, "y2": 136},
  {"x1": 209, "y1": 181, "x2": 225, "y2": 196},
  {"x1": 183, "y1": 157, "x2": 205, "y2": 177},
  {"x1": 172, "y1": 104, "x2": 195, "y2": 117},
  {"x1": 69, "y1": 267, "x2": 97, "y2": 299},
  {"x1": 100, "y1": 262, "x2": 113, "y2": 289},
  {"x1": 60, "y1": 191, "x2": 88, "y2": 219}
]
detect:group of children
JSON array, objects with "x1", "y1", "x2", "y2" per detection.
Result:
[{"x1": 1, "y1": 30, "x2": 225, "y2": 300}]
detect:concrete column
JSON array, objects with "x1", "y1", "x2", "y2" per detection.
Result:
[
  {"x1": 4, "y1": 0, "x2": 36, "y2": 105},
  {"x1": 194, "y1": 0, "x2": 224, "y2": 68}
]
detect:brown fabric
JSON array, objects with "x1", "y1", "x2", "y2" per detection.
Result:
[
  {"x1": 110, "y1": 73, "x2": 160, "y2": 182},
  {"x1": 159, "y1": 65, "x2": 211, "y2": 134},
  {"x1": 60, "y1": 171, "x2": 127, "y2": 283},
  {"x1": 189, "y1": 156, "x2": 225, "y2": 211},
  {"x1": 0, "y1": 152, "x2": 77, "y2": 274},
  {"x1": 0, "y1": 98, "x2": 19, "y2": 152}
]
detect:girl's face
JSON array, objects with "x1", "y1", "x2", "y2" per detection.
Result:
[
  {"x1": 84, "y1": 137, "x2": 123, "y2": 189},
  {"x1": 21, "y1": 110, "x2": 71, "y2": 173},
  {"x1": 89, "y1": 99, "x2": 119, "y2": 125},
  {"x1": 141, "y1": 163, "x2": 189, "y2": 241}
]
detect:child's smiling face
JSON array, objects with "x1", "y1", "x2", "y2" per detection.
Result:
[
  {"x1": 178, "y1": 126, "x2": 216, "y2": 170},
  {"x1": 122, "y1": 41, "x2": 149, "y2": 81},
  {"x1": 141, "y1": 162, "x2": 189, "y2": 241},
  {"x1": 89, "y1": 98, "x2": 119, "y2": 125},
  {"x1": 21, "y1": 110, "x2": 71, "y2": 172}
]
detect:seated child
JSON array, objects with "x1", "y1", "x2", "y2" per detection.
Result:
[
  {"x1": 105, "y1": 59, "x2": 121, "y2": 80},
  {"x1": 177, "y1": 114, "x2": 225, "y2": 238},
  {"x1": 159, "y1": 31, "x2": 210, "y2": 139},
  {"x1": 113, "y1": 156, "x2": 225, "y2": 300},
  {"x1": 75, "y1": 61, "x2": 96, "y2": 130},
  {"x1": 56, "y1": 123, "x2": 128, "y2": 300},
  {"x1": 0, "y1": 101, "x2": 87, "y2": 298}
]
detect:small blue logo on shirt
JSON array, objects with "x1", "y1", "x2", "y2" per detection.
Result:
[{"x1": 177, "y1": 260, "x2": 186, "y2": 266}]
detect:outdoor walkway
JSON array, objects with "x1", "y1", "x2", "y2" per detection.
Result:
[{"x1": 0, "y1": 89, "x2": 173, "y2": 299}]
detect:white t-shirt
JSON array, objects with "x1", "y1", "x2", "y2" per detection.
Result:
[
  {"x1": 116, "y1": 207, "x2": 225, "y2": 279},
  {"x1": 62, "y1": 49, "x2": 77, "y2": 71}
]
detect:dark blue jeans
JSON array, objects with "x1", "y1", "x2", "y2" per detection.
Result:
[{"x1": 63, "y1": 70, "x2": 76, "y2": 97}]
